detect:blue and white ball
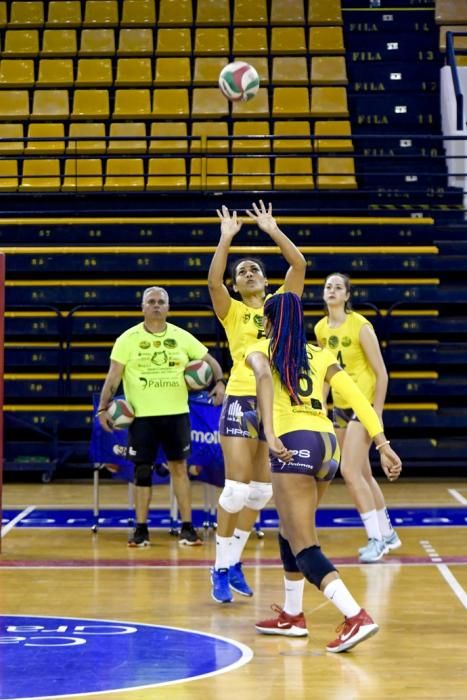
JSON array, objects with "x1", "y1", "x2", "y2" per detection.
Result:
[{"x1": 219, "y1": 61, "x2": 260, "y2": 102}]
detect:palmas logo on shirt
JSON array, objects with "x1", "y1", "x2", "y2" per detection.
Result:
[
  {"x1": 243, "y1": 312, "x2": 251, "y2": 323},
  {"x1": 164, "y1": 338, "x2": 177, "y2": 348},
  {"x1": 328, "y1": 335, "x2": 339, "y2": 349},
  {"x1": 342, "y1": 336, "x2": 352, "y2": 347},
  {"x1": 253, "y1": 314, "x2": 263, "y2": 328},
  {"x1": 139, "y1": 341, "x2": 151, "y2": 349}
]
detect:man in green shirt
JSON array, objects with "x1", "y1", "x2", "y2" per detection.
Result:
[{"x1": 97, "y1": 286, "x2": 225, "y2": 546}]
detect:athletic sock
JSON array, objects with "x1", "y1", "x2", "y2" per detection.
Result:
[
  {"x1": 377, "y1": 507, "x2": 394, "y2": 538},
  {"x1": 323, "y1": 579, "x2": 361, "y2": 618},
  {"x1": 229, "y1": 528, "x2": 251, "y2": 566},
  {"x1": 283, "y1": 576, "x2": 305, "y2": 616},
  {"x1": 361, "y1": 509, "x2": 382, "y2": 541},
  {"x1": 214, "y1": 535, "x2": 232, "y2": 570}
]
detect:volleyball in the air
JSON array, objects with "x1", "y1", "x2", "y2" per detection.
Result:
[
  {"x1": 106, "y1": 398, "x2": 135, "y2": 429},
  {"x1": 184, "y1": 359, "x2": 214, "y2": 391},
  {"x1": 218, "y1": 61, "x2": 260, "y2": 102}
]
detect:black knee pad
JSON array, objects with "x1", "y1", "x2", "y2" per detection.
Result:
[
  {"x1": 296, "y1": 545, "x2": 337, "y2": 589},
  {"x1": 134, "y1": 462, "x2": 153, "y2": 487},
  {"x1": 278, "y1": 533, "x2": 301, "y2": 573}
]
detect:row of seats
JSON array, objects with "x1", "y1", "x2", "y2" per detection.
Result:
[
  {"x1": 0, "y1": 56, "x2": 348, "y2": 87},
  {"x1": 0, "y1": 0, "x2": 343, "y2": 29},
  {"x1": 0, "y1": 87, "x2": 350, "y2": 119},
  {"x1": 0, "y1": 121, "x2": 354, "y2": 154},
  {"x1": 0, "y1": 26, "x2": 346, "y2": 56},
  {"x1": 0, "y1": 155, "x2": 357, "y2": 191}
]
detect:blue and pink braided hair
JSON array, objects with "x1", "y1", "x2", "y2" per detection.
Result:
[{"x1": 263, "y1": 292, "x2": 309, "y2": 404}]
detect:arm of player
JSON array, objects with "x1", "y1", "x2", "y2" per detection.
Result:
[
  {"x1": 246, "y1": 350, "x2": 293, "y2": 462},
  {"x1": 97, "y1": 359, "x2": 124, "y2": 433},
  {"x1": 203, "y1": 352, "x2": 226, "y2": 406},
  {"x1": 360, "y1": 323, "x2": 388, "y2": 422},
  {"x1": 245, "y1": 200, "x2": 306, "y2": 297},
  {"x1": 327, "y1": 364, "x2": 402, "y2": 481},
  {"x1": 208, "y1": 205, "x2": 243, "y2": 320}
]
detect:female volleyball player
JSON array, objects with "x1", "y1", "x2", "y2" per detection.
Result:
[
  {"x1": 208, "y1": 201, "x2": 306, "y2": 603},
  {"x1": 314, "y1": 273, "x2": 401, "y2": 563},
  {"x1": 246, "y1": 292, "x2": 402, "y2": 653}
]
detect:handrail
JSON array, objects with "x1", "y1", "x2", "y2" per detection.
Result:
[{"x1": 446, "y1": 31, "x2": 465, "y2": 130}]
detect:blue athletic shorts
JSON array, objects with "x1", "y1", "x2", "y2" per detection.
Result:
[
  {"x1": 219, "y1": 395, "x2": 266, "y2": 441},
  {"x1": 332, "y1": 406, "x2": 360, "y2": 429},
  {"x1": 270, "y1": 429, "x2": 339, "y2": 481}
]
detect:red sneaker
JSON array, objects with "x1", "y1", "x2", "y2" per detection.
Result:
[
  {"x1": 255, "y1": 604, "x2": 308, "y2": 637},
  {"x1": 326, "y1": 608, "x2": 379, "y2": 653}
]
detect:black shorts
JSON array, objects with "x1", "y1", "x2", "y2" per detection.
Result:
[
  {"x1": 128, "y1": 413, "x2": 191, "y2": 463},
  {"x1": 332, "y1": 406, "x2": 360, "y2": 430},
  {"x1": 270, "y1": 430, "x2": 339, "y2": 482}
]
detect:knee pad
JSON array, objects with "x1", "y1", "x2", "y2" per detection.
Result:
[
  {"x1": 296, "y1": 545, "x2": 337, "y2": 589},
  {"x1": 218, "y1": 479, "x2": 250, "y2": 514},
  {"x1": 278, "y1": 533, "x2": 301, "y2": 573},
  {"x1": 134, "y1": 462, "x2": 153, "y2": 487},
  {"x1": 244, "y1": 481, "x2": 273, "y2": 511}
]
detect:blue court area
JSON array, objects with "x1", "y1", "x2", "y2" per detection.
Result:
[
  {"x1": 3, "y1": 506, "x2": 467, "y2": 529},
  {"x1": 0, "y1": 615, "x2": 252, "y2": 700}
]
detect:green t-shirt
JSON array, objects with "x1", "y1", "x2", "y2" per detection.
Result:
[{"x1": 110, "y1": 322, "x2": 208, "y2": 417}]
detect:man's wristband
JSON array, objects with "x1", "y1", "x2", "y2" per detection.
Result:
[
  {"x1": 215, "y1": 378, "x2": 227, "y2": 386},
  {"x1": 96, "y1": 408, "x2": 107, "y2": 415}
]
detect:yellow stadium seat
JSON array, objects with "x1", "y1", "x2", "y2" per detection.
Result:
[
  {"x1": 193, "y1": 58, "x2": 228, "y2": 85},
  {"x1": 158, "y1": 0, "x2": 192, "y2": 26},
  {"x1": 272, "y1": 57, "x2": 308, "y2": 85},
  {"x1": 116, "y1": 58, "x2": 152, "y2": 86},
  {"x1": 71, "y1": 89, "x2": 109, "y2": 119},
  {"x1": 20, "y1": 159, "x2": 61, "y2": 191},
  {"x1": 234, "y1": 56, "x2": 269, "y2": 85},
  {"x1": 41, "y1": 29, "x2": 78, "y2": 56},
  {"x1": 439, "y1": 26, "x2": 467, "y2": 51},
  {"x1": 196, "y1": 0, "x2": 230, "y2": 25},
  {"x1": 309, "y1": 27, "x2": 345, "y2": 54},
  {"x1": 232, "y1": 157, "x2": 271, "y2": 189},
  {"x1": 150, "y1": 122, "x2": 188, "y2": 153},
  {"x1": 0, "y1": 2, "x2": 7, "y2": 29},
  {"x1": 273, "y1": 121, "x2": 312, "y2": 152},
  {"x1": 75, "y1": 58, "x2": 112, "y2": 86},
  {"x1": 234, "y1": 0, "x2": 267, "y2": 25},
  {"x1": 154, "y1": 58, "x2": 191, "y2": 86},
  {"x1": 0, "y1": 90, "x2": 30, "y2": 120},
  {"x1": 31, "y1": 90, "x2": 70, "y2": 120},
  {"x1": 147, "y1": 158, "x2": 187, "y2": 190},
  {"x1": 67, "y1": 123, "x2": 106, "y2": 153},
  {"x1": 232, "y1": 121, "x2": 270, "y2": 152},
  {"x1": 25, "y1": 123, "x2": 65, "y2": 154},
  {"x1": 156, "y1": 28, "x2": 192, "y2": 55},
  {"x1": 233, "y1": 28, "x2": 268, "y2": 54},
  {"x1": 192, "y1": 89, "x2": 229, "y2": 119},
  {"x1": 83, "y1": 1, "x2": 119, "y2": 27},
  {"x1": 310, "y1": 87, "x2": 349, "y2": 117},
  {"x1": 194, "y1": 29, "x2": 230, "y2": 55},
  {"x1": 118, "y1": 28, "x2": 154, "y2": 55},
  {"x1": 271, "y1": 0, "x2": 305, "y2": 25},
  {"x1": 189, "y1": 158, "x2": 229, "y2": 190},
  {"x1": 191, "y1": 122, "x2": 229, "y2": 153},
  {"x1": 314, "y1": 121, "x2": 353, "y2": 152},
  {"x1": 274, "y1": 157, "x2": 314, "y2": 189},
  {"x1": 62, "y1": 158, "x2": 103, "y2": 191},
  {"x1": 272, "y1": 87, "x2": 310, "y2": 117},
  {"x1": 271, "y1": 27, "x2": 307, "y2": 54},
  {"x1": 0, "y1": 59, "x2": 35, "y2": 87},
  {"x1": 46, "y1": 2, "x2": 82, "y2": 27},
  {"x1": 79, "y1": 29, "x2": 115, "y2": 55},
  {"x1": 232, "y1": 88, "x2": 269, "y2": 118},
  {"x1": 37, "y1": 59, "x2": 74, "y2": 87},
  {"x1": 0, "y1": 124, "x2": 24, "y2": 154},
  {"x1": 104, "y1": 158, "x2": 145, "y2": 190},
  {"x1": 311, "y1": 56, "x2": 347, "y2": 85},
  {"x1": 10, "y1": 1, "x2": 45, "y2": 28},
  {"x1": 153, "y1": 89, "x2": 189, "y2": 118},
  {"x1": 317, "y1": 157, "x2": 357, "y2": 189},
  {"x1": 308, "y1": 0, "x2": 343, "y2": 25},
  {"x1": 108, "y1": 123, "x2": 147, "y2": 154},
  {"x1": 4, "y1": 30, "x2": 40, "y2": 57},
  {"x1": 113, "y1": 89, "x2": 151, "y2": 119},
  {"x1": 121, "y1": 0, "x2": 156, "y2": 26},
  {"x1": 0, "y1": 160, "x2": 19, "y2": 190}
]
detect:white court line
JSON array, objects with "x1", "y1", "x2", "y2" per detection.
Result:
[
  {"x1": 1, "y1": 506, "x2": 36, "y2": 537},
  {"x1": 436, "y1": 563, "x2": 467, "y2": 610},
  {"x1": 448, "y1": 488, "x2": 467, "y2": 505}
]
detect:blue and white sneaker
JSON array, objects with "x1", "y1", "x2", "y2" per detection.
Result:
[
  {"x1": 384, "y1": 531, "x2": 402, "y2": 551},
  {"x1": 229, "y1": 562, "x2": 253, "y2": 597},
  {"x1": 211, "y1": 568, "x2": 233, "y2": 603},
  {"x1": 359, "y1": 538, "x2": 387, "y2": 563}
]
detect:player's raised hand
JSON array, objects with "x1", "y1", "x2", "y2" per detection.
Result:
[
  {"x1": 246, "y1": 200, "x2": 278, "y2": 236},
  {"x1": 216, "y1": 205, "x2": 242, "y2": 240}
]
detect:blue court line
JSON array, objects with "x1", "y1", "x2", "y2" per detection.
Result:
[{"x1": 2, "y1": 506, "x2": 467, "y2": 529}]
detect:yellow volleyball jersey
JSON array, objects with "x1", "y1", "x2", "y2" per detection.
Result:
[
  {"x1": 246, "y1": 338, "x2": 337, "y2": 436},
  {"x1": 220, "y1": 290, "x2": 281, "y2": 396},
  {"x1": 314, "y1": 311, "x2": 376, "y2": 408}
]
